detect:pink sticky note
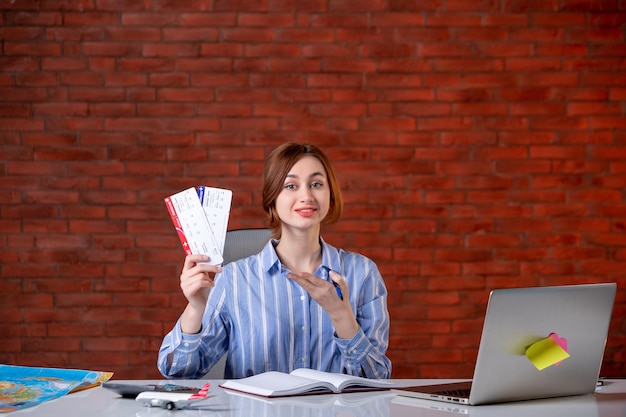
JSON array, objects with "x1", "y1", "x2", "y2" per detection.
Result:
[{"x1": 548, "y1": 333, "x2": 568, "y2": 365}]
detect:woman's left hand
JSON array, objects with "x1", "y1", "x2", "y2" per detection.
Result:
[{"x1": 287, "y1": 270, "x2": 359, "y2": 339}]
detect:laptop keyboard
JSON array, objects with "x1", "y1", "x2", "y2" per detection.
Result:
[{"x1": 432, "y1": 388, "x2": 471, "y2": 398}]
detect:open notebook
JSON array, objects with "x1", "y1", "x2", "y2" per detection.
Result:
[{"x1": 393, "y1": 283, "x2": 616, "y2": 405}]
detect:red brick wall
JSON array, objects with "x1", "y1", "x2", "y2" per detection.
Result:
[{"x1": 1, "y1": 1, "x2": 625, "y2": 379}]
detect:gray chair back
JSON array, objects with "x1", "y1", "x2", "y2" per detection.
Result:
[{"x1": 222, "y1": 228, "x2": 272, "y2": 265}]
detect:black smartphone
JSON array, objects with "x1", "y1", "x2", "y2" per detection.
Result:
[{"x1": 102, "y1": 382, "x2": 199, "y2": 398}]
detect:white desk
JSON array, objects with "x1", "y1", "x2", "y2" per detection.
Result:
[{"x1": 11, "y1": 379, "x2": 626, "y2": 417}]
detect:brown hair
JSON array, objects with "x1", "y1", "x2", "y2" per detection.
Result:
[{"x1": 262, "y1": 143, "x2": 343, "y2": 239}]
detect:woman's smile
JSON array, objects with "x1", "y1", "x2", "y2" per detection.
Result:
[{"x1": 295, "y1": 206, "x2": 317, "y2": 217}]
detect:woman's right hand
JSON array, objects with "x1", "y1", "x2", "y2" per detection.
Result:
[{"x1": 179, "y1": 254, "x2": 222, "y2": 334}]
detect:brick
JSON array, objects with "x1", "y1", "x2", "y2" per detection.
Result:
[
  {"x1": 533, "y1": 171, "x2": 583, "y2": 188},
  {"x1": 529, "y1": 145, "x2": 586, "y2": 159},
  {"x1": 436, "y1": 58, "x2": 499, "y2": 72},
  {"x1": 580, "y1": 261, "x2": 625, "y2": 275},
  {"x1": 566, "y1": 58, "x2": 623, "y2": 71},
  {"x1": 592, "y1": 44, "x2": 626, "y2": 57},
  {"x1": 553, "y1": 160, "x2": 605, "y2": 174},
  {"x1": 592, "y1": 175, "x2": 626, "y2": 188},
  {"x1": 590, "y1": 12, "x2": 626, "y2": 26},
  {"x1": 370, "y1": 12, "x2": 425, "y2": 26},
  {"x1": 149, "y1": 73, "x2": 190, "y2": 86},
  {"x1": 0, "y1": 103, "x2": 29, "y2": 117},
  {"x1": 238, "y1": 12, "x2": 294, "y2": 26},
  {"x1": 249, "y1": 74, "x2": 307, "y2": 88},
  {"x1": 559, "y1": 131, "x2": 612, "y2": 144},
  {"x1": 495, "y1": 160, "x2": 552, "y2": 174},
  {"x1": 455, "y1": 27, "x2": 509, "y2": 42},
  {"x1": 379, "y1": 88, "x2": 434, "y2": 102},
  {"x1": 522, "y1": 262, "x2": 575, "y2": 276},
  {"x1": 497, "y1": 218, "x2": 553, "y2": 233},
  {"x1": 612, "y1": 162, "x2": 626, "y2": 173},
  {"x1": 536, "y1": 43, "x2": 589, "y2": 57},
  {"x1": 533, "y1": 203, "x2": 589, "y2": 217},
  {"x1": 458, "y1": 176, "x2": 513, "y2": 189},
  {"x1": 496, "y1": 248, "x2": 550, "y2": 261},
  {"x1": 483, "y1": 13, "x2": 528, "y2": 26},
  {"x1": 590, "y1": 116, "x2": 626, "y2": 129},
  {"x1": 455, "y1": 102, "x2": 509, "y2": 116},
  {"x1": 4, "y1": 42, "x2": 62, "y2": 56},
  {"x1": 435, "y1": 249, "x2": 491, "y2": 262},
  {"x1": 569, "y1": 102, "x2": 622, "y2": 115},
  {"x1": 336, "y1": 28, "x2": 395, "y2": 43},
  {"x1": 104, "y1": 73, "x2": 149, "y2": 88},
  {"x1": 121, "y1": 11, "x2": 176, "y2": 25},
  {"x1": 106, "y1": 322, "x2": 162, "y2": 337},
  {"x1": 428, "y1": 13, "x2": 483, "y2": 26},
  {"x1": 378, "y1": 58, "x2": 432, "y2": 73},
  {"x1": 569, "y1": 189, "x2": 623, "y2": 203},
  {"x1": 0, "y1": 26, "x2": 44, "y2": 41},
  {"x1": 25, "y1": 338, "x2": 81, "y2": 352},
  {"x1": 327, "y1": 89, "x2": 374, "y2": 103},
  {"x1": 552, "y1": 247, "x2": 606, "y2": 260},
  {"x1": 468, "y1": 234, "x2": 522, "y2": 247},
  {"x1": 324, "y1": 58, "x2": 378, "y2": 73},
  {"x1": 526, "y1": 234, "x2": 581, "y2": 247},
  {"x1": 271, "y1": 58, "x2": 322, "y2": 73},
  {"x1": 389, "y1": 0, "x2": 442, "y2": 11},
  {"x1": 476, "y1": 43, "x2": 532, "y2": 57},
  {"x1": 329, "y1": 0, "x2": 386, "y2": 11},
  {"x1": 280, "y1": 29, "x2": 335, "y2": 43},
  {"x1": 213, "y1": 0, "x2": 269, "y2": 11},
  {"x1": 570, "y1": 27, "x2": 623, "y2": 42},
  {"x1": 92, "y1": 115, "x2": 138, "y2": 130},
  {"x1": 463, "y1": 261, "x2": 520, "y2": 276},
  {"x1": 395, "y1": 102, "x2": 451, "y2": 117},
  {"x1": 64, "y1": 164, "x2": 125, "y2": 181},
  {"x1": 245, "y1": 44, "x2": 301, "y2": 58},
  {"x1": 0, "y1": 87, "x2": 47, "y2": 102},
  {"x1": 6, "y1": 11, "x2": 62, "y2": 25},
  {"x1": 62, "y1": 10, "x2": 118, "y2": 25},
  {"x1": 303, "y1": 45, "x2": 356, "y2": 59},
  {"x1": 465, "y1": 73, "x2": 520, "y2": 88},
  {"x1": 582, "y1": 72, "x2": 626, "y2": 87},
  {"x1": 232, "y1": 57, "x2": 268, "y2": 72}
]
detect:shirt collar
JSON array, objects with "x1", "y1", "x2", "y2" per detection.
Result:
[{"x1": 259, "y1": 236, "x2": 342, "y2": 275}]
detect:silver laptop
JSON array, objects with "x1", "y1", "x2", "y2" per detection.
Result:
[
  {"x1": 393, "y1": 283, "x2": 616, "y2": 406},
  {"x1": 390, "y1": 393, "x2": 599, "y2": 417}
]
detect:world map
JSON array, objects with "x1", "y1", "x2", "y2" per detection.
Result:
[{"x1": 0, "y1": 365, "x2": 112, "y2": 413}]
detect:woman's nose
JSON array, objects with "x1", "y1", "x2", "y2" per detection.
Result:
[{"x1": 299, "y1": 186, "x2": 313, "y2": 202}]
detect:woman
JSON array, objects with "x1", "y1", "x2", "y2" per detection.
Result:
[{"x1": 157, "y1": 143, "x2": 391, "y2": 379}]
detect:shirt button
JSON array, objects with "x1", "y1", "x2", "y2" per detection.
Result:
[
  {"x1": 183, "y1": 342, "x2": 189, "y2": 347},
  {"x1": 301, "y1": 326, "x2": 306, "y2": 331},
  {"x1": 301, "y1": 358, "x2": 306, "y2": 362},
  {"x1": 300, "y1": 295, "x2": 305, "y2": 301}
]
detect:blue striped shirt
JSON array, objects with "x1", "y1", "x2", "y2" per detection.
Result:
[{"x1": 157, "y1": 238, "x2": 391, "y2": 379}]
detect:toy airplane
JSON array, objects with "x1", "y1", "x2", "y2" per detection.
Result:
[{"x1": 136, "y1": 382, "x2": 211, "y2": 410}]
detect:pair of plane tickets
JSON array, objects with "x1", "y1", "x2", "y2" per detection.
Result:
[{"x1": 164, "y1": 186, "x2": 232, "y2": 266}]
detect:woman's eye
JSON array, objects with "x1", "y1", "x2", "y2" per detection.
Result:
[
  {"x1": 311, "y1": 182, "x2": 323, "y2": 189},
  {"x1": 284, "y1": 184, "x2": 296, "y2": 190}
]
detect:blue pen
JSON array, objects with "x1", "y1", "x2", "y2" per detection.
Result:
[{"x1": 320, "y1": 266, "x2": 343, "y2": 300}]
